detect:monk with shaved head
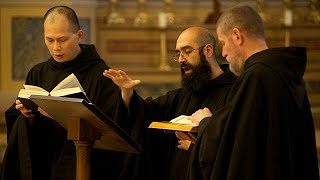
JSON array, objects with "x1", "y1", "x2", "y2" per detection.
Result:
[
  {"x1": 103, "y1": 26, "x2": 236, "y2": 180},
  {"x1": 2, "y1": 5, "x2": 120, "y2": 180}
]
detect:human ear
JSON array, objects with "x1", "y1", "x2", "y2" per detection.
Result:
[
  {"x1": 204, "y1": 44, "x2": 214, "y2": 57},
  {"x1": 77, "y1": 30, "x2": 84, "y2": 43},
  {"x1": 232, "y1": 28, "x2": 243, "y2": 45}
]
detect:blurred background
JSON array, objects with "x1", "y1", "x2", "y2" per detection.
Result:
[{"x1": 0, "y1": 0, "x2": 319, "y2": 167}]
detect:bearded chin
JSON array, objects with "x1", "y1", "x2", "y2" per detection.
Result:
[
  {"x1": 181, "y1": 55, "x2": 212, "y2": 93},
  {"x1": 229, "y1": 59, "x2": 245, "y2": 77},
  {"x1": 229, "y1": 64, "x2": 241, "y2": 77}
]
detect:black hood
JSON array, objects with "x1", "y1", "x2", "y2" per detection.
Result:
[
  {"x1": 48, "y1": 44, "x2": 105, "y2": 73},
  {"x1": 245, "y1": 47, "x2": 307, "y2": 107}
]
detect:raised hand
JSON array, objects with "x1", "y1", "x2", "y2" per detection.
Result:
[
  {"x1": 103, "y1": 69, "x2": 141, "y2": 89},
  {"x1": 103, "y1": 69, "x2": 141, "y2": 107}
]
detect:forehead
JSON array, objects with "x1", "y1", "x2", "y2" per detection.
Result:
[
  {"x1": 175, "y1": 31, "x2": 198, "y2": 49},
  {"x1": 44, "y1": 15, "x2": 72, "y2": 35},
  {"x1": 216, "y1": 26, "x2": 223, "y2": 37},
  {"x1": 216, "y1": 26, "x2": 227, "y2": 41}
]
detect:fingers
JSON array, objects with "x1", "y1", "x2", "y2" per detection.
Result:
[
  {"x1": 175, "y1": 131, "x2": 193, "y2": 141},
  {"x1": 189, "y1": 115, "x2": 200, "y2": 126},
  {"x1": 18, "y1": 107, "x2": 34, "y2": 119},
  {"x1": 190, "y1": 107, "x2": 213, "y2": 126},
  {"x1": 103, "y1": 69, "x2": 128, "y2": 79},
  {"x1": 192, "y1": 107, "x2": 212, "y2": 116},
  {"x1": 103, "y1": 69, "x2": 117, "y2": 78},
  {"x1": 188, "y1": 132, "x2": 197, "y2": 144},
  {"x1": 175, "y1": 131, "x2": 184, "y2": 140},
  {"x1": 188, "y1": 132, "x2": 197, "y2": 139},
  {"x1": 203, "y1": 107, "x2": 212, "y2": 116},
  {"x1": 16, "y1": 99, "x2": 21, "y2": 105},
  {"x1": 175, "y1": 131, "x2": 184, "y2": 139},
  {"x1": 15, "y1": 102, "x2": 23, "y2": 110},
  {"x1": 132, "y1": 80, "x2": 141, "y2": 86},
  {"x1": 177, "y1": 140, "x2": 191, "y2": 150},
  {"x1": 103, "y1": 69, "x2": 141, "y2": 88},
  {"x1": 15, "y1": 100, "x2": 30, "y2": 112},
  {"x1": 15, "y1": 99, "x2": 35, "y2": 119},
  {"x1": 117, "y1": 70, "x2": 129, "y2": 78}
]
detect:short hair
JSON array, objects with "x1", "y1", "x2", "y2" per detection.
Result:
[
  {"x1": 183, "y1": 27, "x2": 216, "y2": 49},
  {"x1": 217, "y1": 5, "x2": 265, "y2": 39},
  {"x1": 43, "y1": 5, "x2": 80, "y2": 33},
  {"x1": 197, "y1": 28, "x2": 216, "y2": 50}
]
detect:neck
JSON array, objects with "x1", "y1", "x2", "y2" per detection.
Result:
[
  {"x1": 71, "y1": 45, "x2": 82, "y2": 60},
  {"x1": 211, "y1": 66, "x2": 224, "y2": 79},
  {"x1": 213, "y1": 69, "x2": 224, "y2": 79},
  {"x1": 244, "y1": 38, "x2": 268, "y2": 61}
]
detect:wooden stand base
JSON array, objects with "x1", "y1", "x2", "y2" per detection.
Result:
[
  {"x1": 74, "y1": 141, "x2": 94, "y2": 180},
  {"x1": 68, "y1": 118, "x2": 100, "y2": 180}
]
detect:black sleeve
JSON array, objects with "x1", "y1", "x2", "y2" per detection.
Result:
[
  {"x1": 4, "y1": 103, "x2": 20, "y2": 142},
  {"x1": 197, "y1": 117, "x2": 211, "y2": 135}
]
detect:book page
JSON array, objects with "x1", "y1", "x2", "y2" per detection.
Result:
[
  {"x1": 170, "y1": 115, "x2": 195, "y2": 126},
  {"x1": 19, "y1": 85, "x2": 50, "y2": 98},
  {"x1": 23, "y1": 84, "x2": 48, "y2": 92},
  {"x1": 50, "y1": 87, "x2": 83, "y2": 97},
  {"x1": 51, "y1": 73, "x2": 84, "y2": 92},
  {"x1": 18, "y1": 89, "x2": 50, "y2": 98}
]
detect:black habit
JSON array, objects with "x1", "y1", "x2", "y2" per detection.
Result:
[
  {"x1": 1, "y1": 44, "x2": 122, "y2": 180},
  {"x1": 115, "y1": 68, "x2": 236, "y2": 180},
  {"x1": 187, "y1": 47, "x2": 319, "y2": 180}
]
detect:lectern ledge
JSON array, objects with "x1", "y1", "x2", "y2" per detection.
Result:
[{"x1": 30, "y1": 95, "x2": 141, "y2": 180}]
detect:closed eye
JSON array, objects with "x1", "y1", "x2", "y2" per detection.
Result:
[{"x1": 184, "y1": 49, "x2": 193, "y2": 55}]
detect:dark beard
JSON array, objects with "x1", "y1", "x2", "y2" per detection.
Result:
[{"x1": 181, "y1": 53, "x2": 212, "y2": 93}]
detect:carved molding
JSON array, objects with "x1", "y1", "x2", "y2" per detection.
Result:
[{"x1": 0, "y1": 0, "x2": 99, "y2": 7}]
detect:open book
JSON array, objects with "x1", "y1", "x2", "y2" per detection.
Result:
[
  {"x1": 148, "y1": 115, "x2": 198, "y2": 132},
  {"x1": 18, "y1": 73, "x2": 90, "y2": 111}
]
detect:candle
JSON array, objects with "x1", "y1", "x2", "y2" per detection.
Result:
[
  {"x1": 284, "y1": 9, "x2": 293, "y2": 26},
  {"x1": 158, "y1": 12, "x2": 168, "y2": 29}
]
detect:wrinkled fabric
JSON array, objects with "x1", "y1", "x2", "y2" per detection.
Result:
[
  {"x1": 187, "y1": 47, "x2": 319, "y2": 180},
  {"x1": 1, "y1": 44, "x2": 121, "y2": 180},
  {"x1": 115, "y1": 67, "x2": 236, "y2": 180}
]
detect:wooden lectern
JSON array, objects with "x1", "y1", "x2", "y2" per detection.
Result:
[{"x1": 30, "y1": 95, "x2": 141, "y2": 180}]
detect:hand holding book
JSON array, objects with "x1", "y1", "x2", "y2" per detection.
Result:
[
  {"x1": 15, "y1": 99, "x2": 36, "y2": 119},
  {"x1": 148, "y1": 115, "x2": 198, "y2": 132},
  {"x1": 169, "y1": 115, "x2": 195, "y2": 126},
  {"x1": 176, "y1": 131, "x2": 197, "y2": 150},
  {"x1": 188, "y1": 108, "x2": 212, "y2": 126}
]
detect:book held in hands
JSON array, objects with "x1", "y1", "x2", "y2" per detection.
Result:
[
  {"x1": 17, "y1": 73, "x2": 90, "y2": 111},
  {"x1": 148, "y1": 115, "x2": 198, "y2": 132}
]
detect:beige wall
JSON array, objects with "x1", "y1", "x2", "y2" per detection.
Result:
[{"x1": 0, "y1": 0, "x2": 319, "y2": 126}]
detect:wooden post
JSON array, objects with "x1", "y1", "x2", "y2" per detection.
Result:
[
  {"x1": 74, "y1": 141, "x2": 94, "y2": 180},
  {"x1": 68, "y1": 118, "x2": 102, "y2": 180},
  {"x1": 29, "y1": 96, "x2": 142, "y2": 179}
]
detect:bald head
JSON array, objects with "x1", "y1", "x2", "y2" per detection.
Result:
[
  {"x1": 175, "y1": 26, "x2": 223, "y2": 92},
  {"x1": 178, "y1": 26, "x2": 216, "y2": 48},
  {"x1": 44, "y1": 6, "x2": 80, "y2": 33}
]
